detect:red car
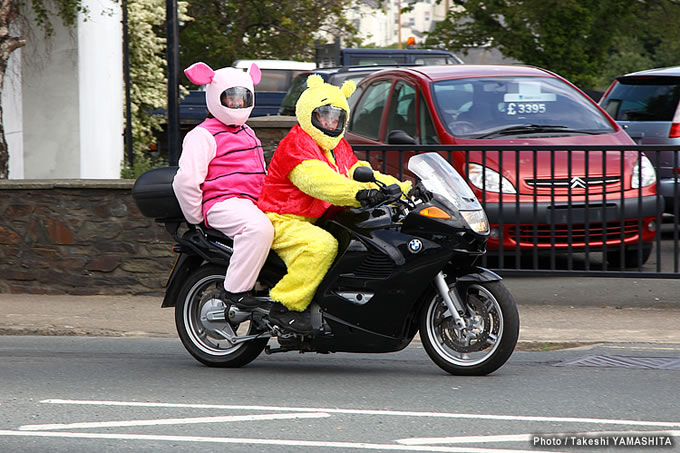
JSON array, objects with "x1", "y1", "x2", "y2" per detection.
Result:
[{"x1": 345, "y1": 65, "x2": 659, "y2": 267}]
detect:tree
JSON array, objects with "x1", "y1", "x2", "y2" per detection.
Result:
[
  {"x1": 425, "y1": 0, "x2": 648, "y2": 89},
  {"x1": 0, "y1": 0, "x2": 191, "y2": 179},
  {"x1": 594, "y1": 0, "x2": 680, "y2": 89},
  {"x1": 0, "y1": 0, "x2": 86, "y2": 179},
  {"x1": 0, "y1": 0, "x2": 22, "y2": 178},
  {"x1": 178, "y1": 0, "x2": 364, "y2": 74},
  {"x1": 121, "y1": 0, "x2": 190, "y2": 178}
]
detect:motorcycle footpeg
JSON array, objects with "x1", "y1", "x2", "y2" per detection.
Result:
[
  {"x1": 231, "y1": 296, "x2": 272, "y2": 311},
  {"x1": 254, "y1": 296, "x2": 273, "y2": 304},
  {"x1": 269, "y1": 322, "x2": 322, "y2": 338}
]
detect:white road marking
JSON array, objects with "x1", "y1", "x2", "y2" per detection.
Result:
[
  {"x1": 41, "y1": 399, "x2": 680, "y2": 428},
  {"x1": 12, "y1": 399, "x2": 675, "y2": 452},
  {"x1": 0, "y1": 430, "x2": 564, "y2": 453},
  {"x1": 397, "y1": 430, "x2": 680, "y2": 445},
  {"x1": 19, "y1": 412, "x2": 330, "y2": 431},
  {"x1": 399, "y1": 434, "x2": 532, "y2": 445}
]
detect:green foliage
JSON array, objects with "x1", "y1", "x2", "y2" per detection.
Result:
[
  {"x1": 178, "y1": 0, "x2": 363, "y2": 77},
  {"x1": 426, "y1": 0, "x2": 680, "y2": 90},
  {"x1": 594, "y1": 0, "x2": 680, "y2": 89},
  {"x1": 27, "y1": 0, "x2": 88, "y2": 36},
  {"x1": 122, "y1": 0, "x2": 191, "y2": 178},
  {"x1": 120, "y1": 152, "x2": 163, "y2": 179},
  {"x1": 592, "y1": 37, "x2": 653, "y2": 91}
]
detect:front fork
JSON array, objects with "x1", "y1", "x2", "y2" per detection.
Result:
[{"x1": 434, "y1": 271, "x2": 467, "y2": 328}]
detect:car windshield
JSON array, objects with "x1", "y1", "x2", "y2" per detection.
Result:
[
  {"x1": 601, "y1": 77, "x2": 680, "y2": 122},
  {"x1": 278, "y1": 73, "x2": 315, "y2": 116},
  {"x1": 431, "y1": 76, "x2": 615, "y2": 138},
  {"x1": 329, "y1": 71, "x2": 378, "y2": 86},
  {"x1": 279, "y1": 71, "x2": 377, "y2": 116}
]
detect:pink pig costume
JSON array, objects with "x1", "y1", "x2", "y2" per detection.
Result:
[{"x1": 172, "y1": 62, "x2": 274, "y2": 298}]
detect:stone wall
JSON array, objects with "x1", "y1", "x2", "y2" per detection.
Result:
[
  {"x1": 247, "y1": 115, "x2": 296, "y2": 162},
  {"x1": 0, "y1": 180, "x2": 174, "y2": 295},
  {"x1": 0, "y1": 116, "x2": 296, "y2": 295}
]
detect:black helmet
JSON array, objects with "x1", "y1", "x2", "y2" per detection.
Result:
[
  {"x1": 220, "y1": 86, "x2": 253, "y2": 109},
  {"x1": 311, "y1": 105, "x2": 347, "y2": 137}
]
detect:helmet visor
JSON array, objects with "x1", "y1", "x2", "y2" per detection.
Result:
[
  {"x1": 311, "y1": 105, "x2": 347, "y2": 137},
  {"x1": 220, "y1": 87, "x2": 253, "y2": 109}
]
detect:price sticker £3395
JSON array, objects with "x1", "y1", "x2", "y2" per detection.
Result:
[{"x1": 506, "y1": 102, "x2": 546, "y2": 115}]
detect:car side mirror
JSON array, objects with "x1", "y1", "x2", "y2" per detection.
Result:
[
  {"x1": 353, "y1": 166, "x2": 376, "y2": 183},
  {"x1": 387, "y1": 130, "x2": 417, "y2": 145}
]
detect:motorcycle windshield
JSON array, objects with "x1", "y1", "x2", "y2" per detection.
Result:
[{"x1": 408, "y1": 153, "x2": 482, "y2": 211}]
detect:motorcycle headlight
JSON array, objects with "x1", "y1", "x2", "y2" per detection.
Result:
[
  {"x1": 467, "y1": 163, "x2": 516, "y2": 194},
  {"x1": 632, "y1": 155, "x2": 656, "y2": 188},
  {"x1": 461, "y1": 210, "x2": 489, "y2": 234}
]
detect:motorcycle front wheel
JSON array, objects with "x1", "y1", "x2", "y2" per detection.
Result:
[
  {"x1": 420, "y1": 280, "x2": 519, "y2": 376},
  {"x1": 175, "y1": 264, "x2": 268, "y2": 367}
]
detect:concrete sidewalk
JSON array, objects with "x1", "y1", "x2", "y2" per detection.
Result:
[{"x1": 1, "y1": 276, "x2": 679, "y2": 348}]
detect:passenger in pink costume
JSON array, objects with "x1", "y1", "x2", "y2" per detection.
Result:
[{"x1": 172, "y1": 62, "x2": 274, "y2": 308}]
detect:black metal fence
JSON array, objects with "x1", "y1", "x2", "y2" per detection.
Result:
[{"x1": 352, "y1": 144, "x2": 680, "y2": 278}]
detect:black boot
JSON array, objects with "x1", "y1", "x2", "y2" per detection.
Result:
[
  {"x1": 219, "y1": 288, "x2": 261, "y2": 309},
  {"x1": 269, "y1": 303, "x2": 314, "y2": 334}
]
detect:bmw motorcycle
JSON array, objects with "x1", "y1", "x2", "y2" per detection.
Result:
[{"x1": 132, "y1": 153, "x2": 519, "y2": 376}]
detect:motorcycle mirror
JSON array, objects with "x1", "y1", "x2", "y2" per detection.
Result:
[{"x1": 353, "y1": 166, "x2": 376, "y2": 183}]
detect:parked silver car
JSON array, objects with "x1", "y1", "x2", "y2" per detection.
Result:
[{"x1": 600, "y1": 66, "x2": 680, "y2": 213}]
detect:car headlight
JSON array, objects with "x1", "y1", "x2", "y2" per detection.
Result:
[
  {"x1": 461, "y1": 210, "x2": 490, "y2": 234},
  {"x1": 467, "y1": 163, "x2": 516, "y2": 194},
  {"x1": 632, "y1": 155, "x2": 656, "y2": 188}
]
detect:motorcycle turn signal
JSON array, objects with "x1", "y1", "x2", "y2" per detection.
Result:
[{"x1": 419, "y1": 206, "x2": 451, "y2": 219}]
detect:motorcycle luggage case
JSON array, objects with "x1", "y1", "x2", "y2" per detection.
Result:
[{"x1": 132, "y1": 166, "x2": 183, "y2": 220}]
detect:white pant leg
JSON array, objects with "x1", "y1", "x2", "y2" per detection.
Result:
[{"x1": 205, "y1": 198, "x2": 274, "y2": 293}]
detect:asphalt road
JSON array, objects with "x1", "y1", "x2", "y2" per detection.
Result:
[{"x1": 0, "y1": 336, "x2": 678, "y2": 453}]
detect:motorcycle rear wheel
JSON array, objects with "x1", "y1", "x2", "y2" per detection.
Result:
[
  {"x1": 175, "y1": 264, "x2": 268, "y2": 367},
  {"x1": 420, "y1": 280, "x2": 519, "y2": 376}
]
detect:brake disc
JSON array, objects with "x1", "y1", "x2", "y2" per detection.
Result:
[{"x1": 438, "y1": 293, "x2": 493, "y2": 353}]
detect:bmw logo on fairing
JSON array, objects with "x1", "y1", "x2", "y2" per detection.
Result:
[{"x1": 408, "y1": 239, "x2": 423, "y2": 254}]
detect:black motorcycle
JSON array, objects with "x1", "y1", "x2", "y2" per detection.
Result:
[{"x1": 132, "y1": 152, "x2": 519, "y2": 375}]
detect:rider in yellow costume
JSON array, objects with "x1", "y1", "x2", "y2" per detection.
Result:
[{"x1": 257, "y1": 75, "x2": 411, "y2": 333}]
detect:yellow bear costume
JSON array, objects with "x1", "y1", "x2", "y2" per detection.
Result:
[{"x1": 257, "y1": 75, "x2": 411, "y2": 312}]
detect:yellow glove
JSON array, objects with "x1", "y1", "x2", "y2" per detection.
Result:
[
  {"x1": 350, "y1": 160, "x2": 413, "y2": 196},
  {"x1": 289, "y1": 160, "x2": 366, "y2": 207}
]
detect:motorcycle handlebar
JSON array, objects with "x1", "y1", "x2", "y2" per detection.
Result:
[{"x1": 376, "y1": 183, "x2": 415, "y2": 211}]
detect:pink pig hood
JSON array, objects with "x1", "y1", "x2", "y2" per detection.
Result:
[{"x1": 184, "y1": 62, "x2": 262, "y2": 126}]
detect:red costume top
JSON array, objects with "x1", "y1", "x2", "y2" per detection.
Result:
[{"x1": 257, "y1": 124, "x2": 358, "y2": 218}]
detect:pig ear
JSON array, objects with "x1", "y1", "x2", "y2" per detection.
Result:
[
  {"x1": 184, "y1": 62, "x2": 215, "y2": 85},
  {"x1": 248, "y1": 63, "x2": 261, "y2": 86}
]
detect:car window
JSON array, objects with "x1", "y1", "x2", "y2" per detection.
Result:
[
  {"x1": 601, "y1": 77, "x2": 680, "y2": 122},
  {"x1": 329, "y1": 71, "x2": 378, "y2": 87},
  {"x1": 347, "y1": 84, "x2": 365, "y2": 113},
  {"x1": 432, "y1": 76, "x2": 615, "y2": 137},
  {"x1": 257, "y1": 69, "x2": 311, "y2": 92},
  {"x1": 415, "y1": 56, "x2": 453, "y2": 65},
  {"x1": 386, "y1": 81, "x2": 417, "y2": 139},
  {"x1": 280, "y1": 71, "x2": 375, "y2": 116},
  {"x1": 278, "y1": 73, "x2": 315, "y2": 116},
  {"x1": 419, "y1": 97, "x2": 439, "y2": 144},
  {"x1": 349, "y1": 80, "x2": 392, "y2": 140},
  {"x1": 349, "y1": 55, "x2": 405, "y2": 66}
]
